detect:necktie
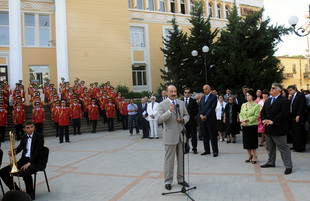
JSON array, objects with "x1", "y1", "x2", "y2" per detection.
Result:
[
  {"x1": 152, "y1": 102, "x2": 154, "y2": 109},
  {"x1": 185, "y1": 98, "x2": 188, "y2": 108},
  {"x1": 271, "y1": 97, "x2": 275, "y2": 105},
  {"x1": 172, "y1": 100, "x2": 177, "y2": 113},
  {"x1": 290, "y1": 95, "x2": 295, "y2": 113}
]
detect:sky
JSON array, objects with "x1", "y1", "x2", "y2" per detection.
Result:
[{"x1": 263, "y1": 0, "x2": 309, "y2": 56}]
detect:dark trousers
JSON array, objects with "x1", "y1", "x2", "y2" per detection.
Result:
[
  {"x1": 15, "y1": 124, "x2": 24, "y2": 140},
  {"x1": 107, "y1": 118, "x2": 114, "y2": 131},
  {"x1": 0, "y1": 126, "x2": 5, "y2": 142},
  {"x1": 290, "y1": 118, "x2": 306, "y2": 152},
  {"x1": 35, "y1": 123, "x2": 43, "y2": 134},
  {"x1": 140, "y1": 118, "x2": 149, "y2": 138},
  {"x1": 90, "y1": 120, "x2": 97, "y2": 133},
  {"x1": 54, "y1": 122, "x2": 59, "y2": 137},
  {"x1": 102, "y1": 110, "x2": 107, "y2": 123},
  {"x1": 201, "y1": 122, "x2": 219, "y2": 154},
  {"x1": 84, "y1": 111, "x2": 89, "y2": 124},
  {"x1": 0, "y1": 157, "x2": 37, "y2": 193},
  {"x1": 129, "y1": 115, "x2": 139, "y2": 134},
  {"x1": 185, "y1": 121, "x2": 198, "y2": 152},
  {"x1": 116, "y1": 109, "x2": 121, "y2": 122},
  {"x1": 72, "y1": 118, "x2": 81, "y2": 134},
  {"x1": 121, "y1": 115, "x2": 128, "y2": 129},
  {"x1": 59, "y1": 125, "x2": 69, "y2": 142}
]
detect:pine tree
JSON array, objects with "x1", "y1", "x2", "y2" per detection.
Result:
[
  {"x1": 160, "y1": 17, "x2": 188, "y2": 93},
  {"x1": 211, "y1": 5, "x2": 290, "y2": 93}
]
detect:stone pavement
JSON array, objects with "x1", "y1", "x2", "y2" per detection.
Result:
[{"x1": 0, "y1": 128, "x2": 310, "y2": 201}]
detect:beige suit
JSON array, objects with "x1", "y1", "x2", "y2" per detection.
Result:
[{"x1": 158, "y1": 98, "x2": 189, "y2": 184}]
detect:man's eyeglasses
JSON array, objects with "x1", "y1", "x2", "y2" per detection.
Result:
[
  {"x1": 271, "y1": 87, "x2": 276, "y2": 90},
  {"x1": 184, "y1": 92, "x2": 190, "y2": 94}
]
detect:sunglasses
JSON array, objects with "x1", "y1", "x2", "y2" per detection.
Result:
[
  {"x1": 271, "y1": 87, "x2": 276, "y2": 90},
  {"x1": 184, "y1": 92, "x2": 190, "y2": 94}
]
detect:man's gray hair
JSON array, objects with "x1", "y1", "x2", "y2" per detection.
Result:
[
  {"x1": 272, "y1": 83, "x2": 283, "y2": 92},
  {"x1": 287, "y1": 85, "x2": 297, "y2": 91}
]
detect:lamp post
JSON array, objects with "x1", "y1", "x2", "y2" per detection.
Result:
[
  {"x1": 191, "y1": 45, "x2": 209, "y2": 84},
  {"x1": 288, "y1": 4, "x2": 310, "y2": 37}
]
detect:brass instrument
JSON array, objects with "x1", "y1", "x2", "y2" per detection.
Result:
[{"x1": 9, "y1": 131, "x2": 21, "y2": 190}]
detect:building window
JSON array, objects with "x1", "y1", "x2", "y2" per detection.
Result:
[
  {"x1": 29, "y1": 66, "x2": 50, "y2": 85},
  {"x1": 190, "y1": 0, "x2": 194, "y2": 14},
  {"x1": 128, "y1": 0, "x2": 132, "y2": 8},
  {"x1": 132, "y1": 64, "x2": 147, "y2": 86},
  {"x1": 0, "y1": 12, "x2": 9, "y2": 46},
  {"x1": 225, "y1": 6, "x2": 229, "y2": 19},
  {"x1": 170, "y1": 0, "x2": 175, "y2": 13},
  {"x1": 137, "y1": 0, "x2": 143, "y2": 9},
  {"x1": 130, "y1": 27, "x2": 145, "y2": 48},
  {"x1": 24, "y1": 13, "x2": 51, "y2": 47},
  {"x1": 217, "y1": 5, "x2": 221, "y2": 18},
  {"x1": 180, "y1": 0, "x2": 185, "y2": 14},
  {"x1": 148, "y1": 0, "x2": 154, "y2": 11},
  {"x1": 160, "y1": 0, "x2": 166, "y2": 12},
  {"x1": 0, "y1": 66, "x2": 8, "y2": 82},
  {"x1": 208, "y1": 3, "x2": 213, "y2": 17},
  {"x1": 292, "y1": 64, "x2": 297, "y2": 74}
]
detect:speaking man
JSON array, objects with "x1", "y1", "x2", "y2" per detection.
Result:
[{"x1": 158, "y1": 85, "x2": 189, "y2": 191}]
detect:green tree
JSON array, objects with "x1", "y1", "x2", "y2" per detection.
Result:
[
  {"x1": 186, "y1": 1, "x2": 219, "y2": 92},
  {"x1": 160, "y1": 17, "x2": 188, "y2": 93},
  {"x1": 211, "y1": 5, "x2": 290, "y2": 94}
]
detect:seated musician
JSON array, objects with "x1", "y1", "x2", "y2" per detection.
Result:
[{"x1": 0, "y1": 121, "x2": 44, "y2": 199}]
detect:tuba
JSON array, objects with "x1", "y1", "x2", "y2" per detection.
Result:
[{"x1": 9, "y1": 131, "x2": 21, "y2": 190}]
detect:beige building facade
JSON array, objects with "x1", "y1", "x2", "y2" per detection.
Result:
[{"x1": 0, "y1": 0, "x2": 263, "y2": 95}]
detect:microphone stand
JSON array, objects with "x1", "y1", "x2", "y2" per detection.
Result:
[{"x1": 162, "y1": 103, "x2": 197, "y2": 201}]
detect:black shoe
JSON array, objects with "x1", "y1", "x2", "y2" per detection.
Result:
[
  {"x1": 78, "y1": 132, "x2": 81, "y2": 135},
  {"x1": 199, "y1": 137, "x2": 203, "y2": 141},
  {"x1": 233, "y1": 140, "x2": 236, "y2": 143},
  {"x1": 59, "y1": 141, "x2": 63, "y2": 143},
  {"x1": 245, "y1": 155, "x2": 253, "y2": 163},
  {"x1": 213, "y1": 153, "x2": 218, "y2": 157},
  {"x1": 56, "y1": 135, "x2": 59, "y2": 137},
  {"x1": 66, "y1": 141, "x2": 70, "y2": 143},
  {"x1": 28, "y1": 192, "x2": 34, "y2": 200},
  {"x1": 155, "y1": 137, "x2": 159, "y2": 139},
  {"x1": 178, "y1": 181, "x2": 189, "y2": 187},
  {"x1": 184, "y1": 150, "x2": 189, "y2": 154},
  {"x1": 260, "y1": 164, "x2": 275, "y2": 168},
  {"x1": 201, "y1": 152, "x2": 210, "y2": 155},
  {"x1": 165, "y1": 184, "x2": 172, "y2": 190},
  {"x1": 227, "y1": 140, "x2": 231, "y2": 143},
  {"x1": 284, "y1": 168, "x2": 292, "y2": 175},
  {"x1": 149, "y1": 137, "x2": 154, "y2": 139},
  {"x1": 141, "y1": 137, "x2": 146, "y2": 139},
  {"x1": 193, "y1": 150, "x2": 198, "y2": 154},
  {"x1": 74, "y1": 133, "x2": 76, "y2": 135}
]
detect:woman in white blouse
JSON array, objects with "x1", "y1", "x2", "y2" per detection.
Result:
[
  {"x1": 147, "y1": 96, "x2": 159, "y2": 139},
  {"x1": 215, "y1": 95, "x2": 227, "y2": 141}
]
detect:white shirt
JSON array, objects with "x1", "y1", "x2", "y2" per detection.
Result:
[{"x1": 24, "y1": 134, "x2": 33, "y2": 158}]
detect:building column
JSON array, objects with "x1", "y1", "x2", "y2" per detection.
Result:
[
  {"x1": 157, "y1": 0, "x2": 160, "y2": 11},
  {"x1": 55, "y1": 0, "x2": 69, "y2": 86},
  {"x1": 167, "y1": 0, "x2": 171, "y2": 12},
  {"x1": 187, "y1": 0, "x2": 190, "y2": 14},
  {"x1": 134, "y1": 0, "x2": 137, "y2": 9},
  {"x1": 8, "y1": 0, "x2": 22, "y2": 90},
  {"x1": 177, "y1": 0, "x2": 181, "y2": 13}
]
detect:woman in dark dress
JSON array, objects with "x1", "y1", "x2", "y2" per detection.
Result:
[
  {"x1": 239, "y1": 90, "x2": 260, "y2": 164},
  {"x1": 223, "y1": 96, "x2": 240, "y2": 143}
]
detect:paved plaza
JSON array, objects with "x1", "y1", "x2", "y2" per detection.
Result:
[{"x1": 0, "y1": 128, "x2": 310, "y2": 201}]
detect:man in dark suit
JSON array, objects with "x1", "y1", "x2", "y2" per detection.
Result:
[
  {"x1": 182, "y1": 88, "x2": 198, "y2": 154},
  {"x1": 287, "y1": 85, "x2": 306, "y2": 152},
  {"x1": 238, "y1": 85, "x2": 249, "y2": 108},
  {"x1": 138, "y1": 98, "x2": 149, "y2": 139},
  {"x1": 158, "y1": 90, "x2": 167, "y2": 103},
  {"x1": 199, "y1": 85, "x2": 219, "y2": 157},
  {"x1": 0, "y1": 121, "x2": 44, "y2": 199},
  {"x1": 261, "y1": 83, "x2": 293, "y2": 175}
]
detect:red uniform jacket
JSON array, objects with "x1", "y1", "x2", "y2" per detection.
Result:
[
  {"x1": 0, "y1": 109, "x2": 7, "y2": 127},
  {"x1": 83, "y1": 97, "x2": 92, "y2": 112},
  {"x1": 70, "y1": 103, "x2": 82, "y2": 119},
  {"x1": 32, "y1": 108, "x2": 45, "y2": 123},
  {"x1": 115, "y1": 96, "x2": 122, "y2": 109},
  {"x1": 58, "y1": 107, "x2": 70, "y2": 126},
  {"x1": 51, "y1": 106, "x2": 60, "y2": 123},
  {"x1": 99, "y1": 96, "x2": 108, "y2": 110},
  {"x1": 88, "y1": 105, "x2": 99, "y2": 120},
  {"x1": 12, "y1": 109, "x2": 25, "y2": 125},
  {"x1": 13, "y1": 102, "x2": 25, "y2": 111},
  {"x1": 120, "y1": 101, "x2": 129, "y2": 116},
  {"x1": 105, "y1": 103, "x2": 115, "y2": 118}
]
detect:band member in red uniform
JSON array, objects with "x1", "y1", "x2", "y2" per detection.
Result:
[
  {"x1": 99, "y1": 90, "x2": 108, "y2": 124},
  {"x1": 12, "y1": 103, "x2": 25, "y2": 141},
  {"x1": 58, "y1": 100, "x2": 70, "y2": 143},
  {"x1": 115, "y1": 91, "x2": 122, "y2": 122},
  {"x1": 0, "y1": 103, "x2": 7, "y2": 142},
  {"x1": 70, "y1": 98, "x2": 82, "y2": 135},
  {"x1": 120, "y1": 96, "x2": 129, "y2": 130},
  {"x1": 51, "y1": 100, "x2": 60, "y2": 137},
  {"x1": 89, "y1": 99, "x2": 99, "y2": 133},
  {"x1": 32, "y1": 102, "x2": 45, "y2": 134},
  {"x1": 83, "y1": 92, "x2": 91, "y2": 125},
  {"x1": 105, "y1": 98, "x2": 115, "y2": 132}
]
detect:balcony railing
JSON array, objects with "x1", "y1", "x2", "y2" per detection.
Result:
[
  {"x1": 304, "y1": 72, "x2": 310, "y2": 79},
  {"x1": 283, "y1": 73, "x2": 294, "y2": 79}
]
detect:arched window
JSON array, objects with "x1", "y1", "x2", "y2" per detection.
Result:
[
  {"x1": 137, "y1": 0, "x2": 143, "y2": 9},
  {"x1": 128, "y1": 0, "x2": 132, "y2": 8},
  {"x1": 225, "y1": 6, "x2": 229, "y2": 19},
  {"x1": 149, "y1": 0, "x2": 154, "y2": 11},
  {"x1": 190, "y1": 0, "x2": 194, "y2": 14},
  {"x1": 170, "y1": 0, "x2": 175, "y2": 13},
  {"x1": 180, "y1": 0, "x2": 185, "y2": 14},
  {"x1": 217, "y1": 5, "x2": 221, "y2": 18},
  {"x1": 160, "y1": 0, "x2": 165, "y2": 12},
  {"x1": 208, "y1": 3, "x2": 213, "y2": 17}
]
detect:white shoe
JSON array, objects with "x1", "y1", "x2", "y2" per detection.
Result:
[
  {"x1": 219, "y1": 139, "x2": 223, "y2": 142},
  {"x1": 224, "y1": 138, "x2": 227, "y2": 141}
]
